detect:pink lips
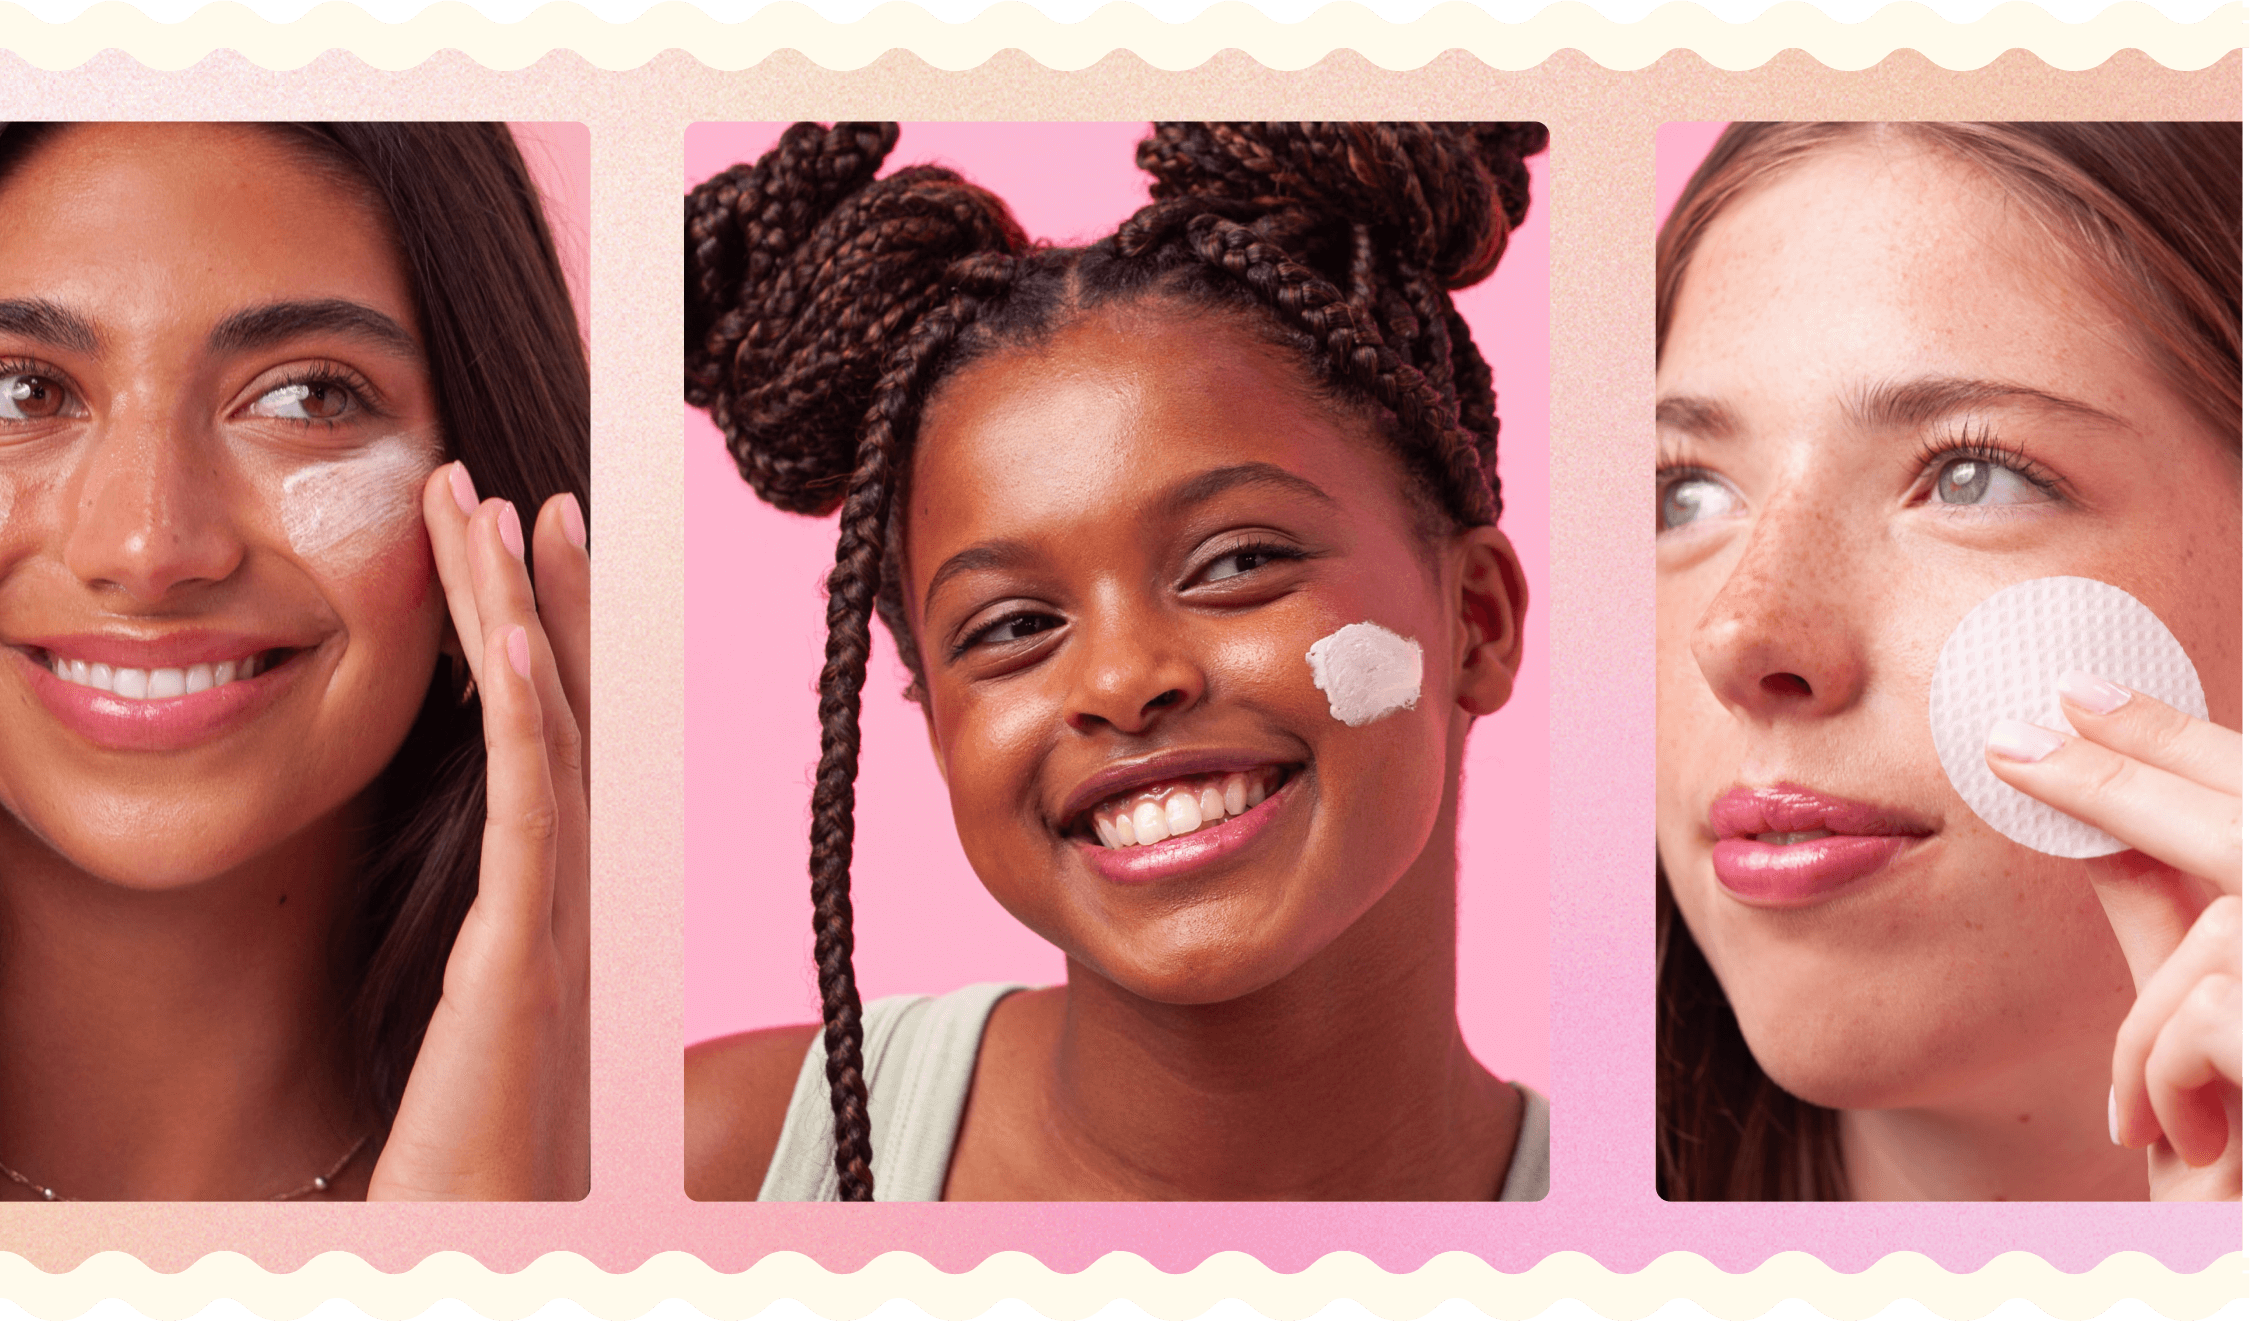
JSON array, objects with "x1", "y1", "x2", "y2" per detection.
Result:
[
  {"x1": 1075, "y1": 774, "x2": 1295, "y2": 884},
  {"x1": 1707, "y1": 784, "x2": 1934, "y2": 907},
  {"x1": 12, "y1": 631, "x2": 305, "y2": 753}
]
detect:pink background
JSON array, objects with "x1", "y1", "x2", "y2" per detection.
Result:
[
  {"x1": 510, "y1": 121, "x2": 593, "y2": 345},
  {"x1": 1655, "y1": 122, "x2": 1728, "y2": 224},
  {"x1": 683, "y1": 123, "x2": 1552, "y2": 1095}
]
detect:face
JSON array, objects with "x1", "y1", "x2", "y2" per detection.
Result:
[
  {"x1": 0, "y1": 124, "x2": 447, "y2": 890},
  {"x1": 1655, "y1": 138, "x2": 2243, "y2": 1109},
  {"x1": 906, "y1": 306, "x2": 1516, "y2": 1005}
]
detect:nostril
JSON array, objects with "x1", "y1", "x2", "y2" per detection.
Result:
[
  {"x1": 1761, "y1": 673, "x2": 1814, "y2": 698},
  {"x1": 1144, "y1": 689, "x2": 1183, "y2": 711}
]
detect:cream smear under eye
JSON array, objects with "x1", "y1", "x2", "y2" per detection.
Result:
[
  {"x1": 1306, "y1": 621, "x2": 1423, "y2": 726},
  {"x1": 276, "y1": 434, "x2": 441, "y2": 574}
]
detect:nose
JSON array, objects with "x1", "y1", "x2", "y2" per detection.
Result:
[
  {"x1": 63, "y1": 410, "x2": 245, "y2": 602},
  {"x1": 1690, "y1": 486, "x2": 1869, "y2": 722},
  {"x1": 1063, "y1": 591, "x2": 1206, "y2": 736}
]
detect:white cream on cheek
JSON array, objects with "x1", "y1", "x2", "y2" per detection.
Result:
[
  {"x1": 272, "y1": 434, "x2": 441, "y2": 575},
  {"x1": 1306, "y1": 621, "x2": 1423, "y2": 726}
]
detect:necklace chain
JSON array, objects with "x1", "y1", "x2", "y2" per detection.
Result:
[{"x1": 0, "y1": 1133, "x2": 371, "y2": 1202}]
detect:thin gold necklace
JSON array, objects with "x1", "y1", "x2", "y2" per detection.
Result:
[{"x1": 0, "y1": 1133, "x2": 371, "y2": 1201}]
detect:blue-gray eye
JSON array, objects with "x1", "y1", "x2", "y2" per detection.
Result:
[
  {"x1": 1934, "y1": 458, "x2": 2043, "y2": 507},
  {"x1": 1658, "y1": 471, "x2": 1742, "y2": 531}
]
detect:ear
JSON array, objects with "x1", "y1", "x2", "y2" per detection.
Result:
[{"x1": 1450, "y1": 524, "x2": 1528, "y2": 716}]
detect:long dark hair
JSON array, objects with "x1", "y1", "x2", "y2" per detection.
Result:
[
  {"x1": 685, "y1": 121, "x2": 1545, "y2": 1199},
  {"x1": 0, "y1": 122, "x2": 591, "y2": 1125},
  {"x1": 1653, "y1": 121, "x2": 2241, "y2": 1200}
]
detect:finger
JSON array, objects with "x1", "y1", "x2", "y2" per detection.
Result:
[
  {"x1": 1987, "y1": 720, "x2": 2242, "y2": 893},
  {"x1": 2114, "y1": 895, "x2": 2241, "y2": 1145},
  {"x1": 474, "y1": 623, "x2": 559, "y2": 936},
  {"x1": 2083, "y1": 850, "x2": 2216, "y2": 990},
  {"x1": 531, "y1": 492, "x2": 590, "y2": 782},
  {"x1": 2141, "y1": 972, "x2": 2242, "y2": 1167},
  {"x1": 465, "y1": 497, "x2": 586, "y2": 800},
  {"x1": 2056, "y1": 671, "x2": 2242, "y2": 796},
  {"x1": 421, "y1": 462, "x2": 486, "y2": 684}
]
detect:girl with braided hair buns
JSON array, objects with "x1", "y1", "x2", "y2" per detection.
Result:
[{"x1": 685, "y1": 122, "x2": 1548, "y2": 1201}]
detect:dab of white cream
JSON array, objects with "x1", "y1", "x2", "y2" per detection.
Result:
[
  {"x1": 1306, "y1": 621, "x2": 1423, "y2": 726},
  {"x1": 278, "y1": 437, "x2": 439, "y2": 573}
]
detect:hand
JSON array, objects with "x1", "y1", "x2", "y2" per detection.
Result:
[
  {"x1": 367, "y1": 462, "x2": 591, "y2": 1200},
  {"x1": 1986, "y1": 671, "x2": 2240, "y2": 1201}
]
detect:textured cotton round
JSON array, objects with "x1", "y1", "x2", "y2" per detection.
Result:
[{"x1": 1929, "y1": 577, "x2": 2207, "y2": 858}]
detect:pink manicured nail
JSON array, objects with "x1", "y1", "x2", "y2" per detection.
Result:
[
  {"x1": 499, "y1": 502, "x2": 525, "y2": 560},
  {"x1": 448, "y1": 462, "x2": 478, "y2": 516},
  {"x1": 506, "y1": 626, "x2": 531, "y2": 679},
  {"x1": 2058, "y1": 669, "x2": 2131, "y2": 715},
  {"x1": 561, "y1": 493, "x2": 587, "y2": 550},
  {"x1": 1988, "y1": 718, "x2": 2067, "y2": 763}
]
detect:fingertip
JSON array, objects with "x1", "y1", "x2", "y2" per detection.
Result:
[
  {"x1": 507, "y1": 625, "x2": 531, "y2": 679},
  {"x1": 449, "y1": 461, "x2": 479, "y2": 517},
  {"x1": 499, "y1": 502, "x2": 526, "y2": 561},
  {"x1": 560, "y1": 492, "x2": 587, "y2": 551},
  {"x1": 1987, "y1": 718, "x2": 2066, "y2": 764}
]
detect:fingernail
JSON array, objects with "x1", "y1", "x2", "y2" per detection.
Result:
[
  {"x1": 2058, "y1": 669, "x2": 2131, "y2": 715},
  {"x1": 506, "y1": 626, "x2": 531, "y2": 679},
  {"x1": 499, "y1": 501, "x2": 525, "y2": 560},
  {"x1": 448, "y1": 462, "x2": 478, "y2": 516},
  {"x1": 561, "y1": 493, "x2": 587, "y2": 551},
  {"x1": 1987, "y1": 718, "x2": 2067, "y2": 763},
  {"x1": 2107, "y1": 1085, "x2": 2120, "y2": 1145}
]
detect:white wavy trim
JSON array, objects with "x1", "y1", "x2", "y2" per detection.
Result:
[
  {"x1": 0, "y1": 0, "x2": 2236, "y2": 71},
  {"x1": 0, "y1": 1249, "x2": 2242, "y2": 1319}
]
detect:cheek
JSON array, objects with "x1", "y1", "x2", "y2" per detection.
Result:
[{"x1": 257, "y1": 440, "x2": 440, "y2": 580}]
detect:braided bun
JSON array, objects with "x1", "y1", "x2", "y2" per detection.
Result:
[
  {"x1": 1135, "y1": 122, "x2": 1546, "y2": 291},
  {"x1": 685, "y1": 122, "x2": 1025, "y2": 515}
]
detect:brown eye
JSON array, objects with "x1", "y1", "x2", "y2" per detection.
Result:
[
  {"x1": 0, "y1": 372, "x2": 69, "y2": 421},
  {"x1": 248, "y1": 381, "x2": 357, "y2": 423}
]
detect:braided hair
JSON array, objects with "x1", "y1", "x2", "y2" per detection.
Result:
[{"x1": 685, "y1": 121, "x2": 1544, "y2": 1200}]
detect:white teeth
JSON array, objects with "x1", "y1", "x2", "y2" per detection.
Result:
[
  {"x1": 1093, "y1": 768, "x2": 1287, "y2": 849},
  {"x1": 1757, "y1": 830, "x2": 1834, "y2": 845},
  {"x1": 45, "y1": 652, "x2": 265, "y2": 701}
]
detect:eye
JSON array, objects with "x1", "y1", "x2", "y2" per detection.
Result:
[
  {"x1": 1932, "y1": 458, "x2": 2047, "y2": 507},
  {"x1": 1658, "y1": 468, "x2": 1743, "y2": 531},
  {"x1": 0, "y1": 371, "x2": 73, "y2": 422},
  {"x1": 961, "y1": 610, "x2": 1062, "y2": 653},
  {"x1": 1192, "y1": 539, "x2": 1304, "y2": 587},
  {"x1": 246, "y1": 380, "x2": 360, "y2": 424}
]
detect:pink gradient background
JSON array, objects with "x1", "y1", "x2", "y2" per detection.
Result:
[
  {"x1": 683, "y1": 123, "x2": 1552, "y2": 1095},
  {"x1": 510, "y1": 121, "x2": 592, "y2": 345}
]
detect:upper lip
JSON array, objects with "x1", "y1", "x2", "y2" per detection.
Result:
[
  {"x1": 1708, "y1": 783, "x2": 1938, "y2": 841},
  {"x1": 1059, "y1": 747, "x2": 1298, "y2": 826},
  {"x1": 10, "y1": 628, "x2": 311, "y2": 669}
]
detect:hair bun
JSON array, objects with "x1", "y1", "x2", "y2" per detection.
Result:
[
  {"x1": 1136, "y1": 122, "x2": 1546, "y2": 290},
  {"x1": 685, "y1": 122, "x2": 1025, "y2": 515}
]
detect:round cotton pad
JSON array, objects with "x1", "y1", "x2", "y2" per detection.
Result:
[{"x1": 1928, "y1": 576, "x2": 2206, "y2": 858}]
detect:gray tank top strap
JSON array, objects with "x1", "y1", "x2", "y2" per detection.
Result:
[
  {"x1": 758, "y1": 982, "x2": 1022, "y2": 1202},
  {"x1": 1497, "y1": 1084, "x2": 1550, "y2": 1201}
]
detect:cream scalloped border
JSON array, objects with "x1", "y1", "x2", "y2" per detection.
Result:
[
  {"x1": 0, "y1": 0, "x2": 2237, "y2": 72},
  {"x1": 0, "y1": 1249, "x2": 2240, "y2": 1320}
]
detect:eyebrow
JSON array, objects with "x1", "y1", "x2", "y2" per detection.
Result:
[
  {"x1": 1656, "y1": 375, "x2": 2127, "y2": 442},
  {"x1": 918, "y1": 463, "x2": 1341, "y2": 621},
  {"x1": 0, "y1": 299, "x2": 99, "y2": 355},
  {"x1": 208, "y1": 299, "x2": 421, "y2": 358}
]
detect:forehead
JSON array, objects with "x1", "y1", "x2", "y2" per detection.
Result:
[
  {"x1": 903, "y1": 305, "x2": 1413, "y2": 574},
  {"x1": 0, "y1": 123, "x2": 412, "y2": 323},
  {"x1": 1662, "y1": 140, "x2": 2132, "y2": 408}
]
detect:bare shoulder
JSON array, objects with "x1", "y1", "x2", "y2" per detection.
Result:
[{"x1": 685, "y1": 1023, "x2": 822, "y2": 1201}]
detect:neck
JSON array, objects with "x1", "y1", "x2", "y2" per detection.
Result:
[
  {"x1": 960, "y1": 770, "x2": 1521, "y2": 1200},
  {"x1": 1839, "y1": 1046, "x2": 2147, "y2": 1201},
  {"x1": 0, "y1": 802, "x2": 372, "y2": 1200}
]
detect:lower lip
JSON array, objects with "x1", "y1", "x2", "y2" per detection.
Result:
[
  {"x1": 1075, "y1": 775, "x2": 1296, "y2": 885},
  {"x1": 15, "y1": 650, "x2": 300, "y2": 752},
  {"x1": 1711, "y1": 834, "x2": 1917, "y2": 906}
]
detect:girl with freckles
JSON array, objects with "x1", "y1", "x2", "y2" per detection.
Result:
[
  {"x1": 1655, "y1": 122, "x2": 2240, "y2": 1201},
  {"x1": 684, "y1": 121, "x2": 1549, "y2": 1201},
  {"x1": 0, "y1": 122, "x2": 589, "y2": 1200}
]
